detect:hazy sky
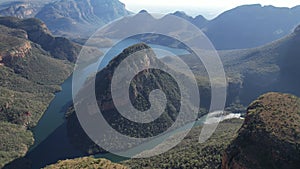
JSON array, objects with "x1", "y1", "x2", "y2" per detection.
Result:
[{"x1": 119, "y1": 0, "x2": 300, "y2": 19}]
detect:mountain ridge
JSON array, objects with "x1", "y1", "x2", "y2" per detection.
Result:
[{"x1": 0, "y1": 16, "x2": 81, "y2": 62}]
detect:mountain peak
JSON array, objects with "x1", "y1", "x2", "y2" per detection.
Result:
[
  {"x1": 106, "y1": 43, "x2": 153, "y2": 69},
  {"x1": 122, "y1": 43, "x2": 150, "y2": 54},
  {"x1": 171, "y1": 11, "x2": 194, "y2": 22},
  {"x1": 173, "y1": 11, "x2": 188, "y2": 16},
  {"x1": 139, "y1": 9, "x2": 149, "y2": 14}
]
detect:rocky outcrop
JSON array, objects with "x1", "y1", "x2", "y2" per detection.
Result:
[
  {"x1": 35, "y1": 0, "x2": 131, "y2": 36},
  {"x1": 0, "y1": 16, "x2": 81, "y2": 62},
  {"x1": 222, "y1": 92, "x2": 300, "y2": 169},
  {"x1": 0, "y1": 25, "x2": 32, "y2": 66},
  {"x1": 0, "y1": 1, "x2": 45, "y2": 18},
  {"x1": 4, "y1": 40, "x2": 31, "y2": 58}
]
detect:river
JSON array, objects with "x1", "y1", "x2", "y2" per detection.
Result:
[{"x1": 25, "y1": 41, "x2": 240, "y2": 169}]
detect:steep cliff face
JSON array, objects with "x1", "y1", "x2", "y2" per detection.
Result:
[
  {"x1": 2, "y1": 40, "x2": 31, "y2": 59},
  {"x1": 222, "y1": 92, "x2": 300, "y2": 169},
  {"x1": 0, "y1": 25, "x2": 32, "y2": 66},
  {"x1": 0, "y1": 1, "x2": 51, "y2": 18},
  {"x1": 35, "y1": 0, "x2": 130, "y2": 36},
  {"x1": 0, "y1": 0, "x2": 131, "y2": 38},
  {"x1": 0, "y1": 16, "x2": 81, "y2": 62}
]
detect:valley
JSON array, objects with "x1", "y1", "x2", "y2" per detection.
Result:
[{"x1": 0, "y1": 1, "x2": 300, "y2": 169}]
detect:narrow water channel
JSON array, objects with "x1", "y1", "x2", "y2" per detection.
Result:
[
  {"x1": 24, "y1": 41, "x2": 236, "y2": 168},
  {"x1": 25, "y1": 76, "x2": 85, "y2": 169}
]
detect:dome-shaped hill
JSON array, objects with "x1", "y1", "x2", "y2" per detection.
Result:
[{"x1": 222, "y1": 92, "x2": 300, "y2": 169}]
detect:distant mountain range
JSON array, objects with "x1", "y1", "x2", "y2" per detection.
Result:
[
  {"x1": 173, "y1": 22, "x2": 300, "y2": 106},
  {"x1": 172, "y1": 4, "x2": 300, "y2": 49},
  {"x1": 0, "y1": 0, "x2": 131, "y2": 37},
  {"x1": 1, "y1": 2, "x2": 300, "y2": 168},
  {"x1": 1, "y1": 2, "x2": 300, "y2": 49}
]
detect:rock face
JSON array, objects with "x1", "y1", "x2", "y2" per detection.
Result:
[
  {"x1": 0, "y1": 0, "x2": 131, "y2": 37},
  {"x1": 0, "y1": 1, "x2": 50, "y2": 18},
  {"x1": 0, "y1": 16, "x2": 81, "y2": 62},
  {"x1": 2, "y1": 40, "x2": 31, "y2": 59},
  {"x1": 0, "y1": 25, "x2": 32, "y2": 66},
  {"x1": 222, "y1": 92, "x2": 300, "y2": 169},
  {"x1": 35, "y1": 0, "x2": 130, "y2": 36}
]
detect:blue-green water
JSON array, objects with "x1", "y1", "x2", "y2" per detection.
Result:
[
  {"x1": 25, "y1": 74, "x2": 239, "y2": 169},
  {"x1": 25, "y1": 75, "x2": 199, "y2": 168},
  {"x1": 24, "y1": 41, "x2": 206, "y2": 168}
]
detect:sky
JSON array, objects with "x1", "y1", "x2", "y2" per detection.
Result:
[{"x1": 119, "y1": 0, "x2": 300, "y2": 19}]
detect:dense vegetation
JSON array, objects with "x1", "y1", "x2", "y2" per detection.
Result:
[
  {"x1": 44, "y1": 157, "x2": 128, "y2": 169},
  {"x1": 222, "y1": 93, "x2": 300, "y2": 169},
  {"x1": 0, "y1": 19, "x2": 73, "y2": 167},
  {"x1": 67, "y1": 43, "x2": 200, "y2": 154},
  {"x1": 0, "y1": 17, "x2": 81, "y2": 62},
  {"x1": 0, "y1": 122, "x2": 33, "y2": 167},
  {"x1": 1, "y1": 3, "x2": 300, "y2": 168},
  {"x1": 163, "y1": 25, "x2": 300, "y2": 107},
  {"x1": 123, "y1": 119, "x2": 243, "y2": 169}
]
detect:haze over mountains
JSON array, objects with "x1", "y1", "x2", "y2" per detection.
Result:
[
  {"x1": 1, "y1": 1, "x2": 300, "y2": 49},
  {"x1": 171, "y1": 24, "x2": 300, "y2": 106},
  {"x1": 0, "y1": 0, "x2": 131, "y2": 37},
  {"x1": 1, "y1": 0, "x2": 300, "y2": 169},
  {"x1": 172, "y1": 4, "x2": 300, "y2": 49}
]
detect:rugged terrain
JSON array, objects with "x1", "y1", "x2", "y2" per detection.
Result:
[
  {"x1": 173, "y1": 4, "x2": 300, "y2": 49},
  {"x1": 46, "y1": 92, "x2": 300, "y2": 169},
  {"x1": 222, "y1": 92, "x2": 300, "y2": 169},
  {"x1": 0, "y1": 0, "x2": 131, "y2": 37},
  {"x1": 2, "y1": 2, "x2": 300, "y2": 49},
  {"x1": 0, "y1": 17, "x2": 81, "y2": 62},
  {"x1": 167, "y1": 24, "x2": 300, "y2": 106},
  {"x1": 67, "y1": 43, "x2": 200, "y2": 155},
  {"x1": 0, "y1": 17, "x2": 75, "y2": 167}
]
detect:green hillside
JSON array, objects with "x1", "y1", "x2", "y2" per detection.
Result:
[{"x1": 0, "y1": 18, "x2": 73, "y2": 167}]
